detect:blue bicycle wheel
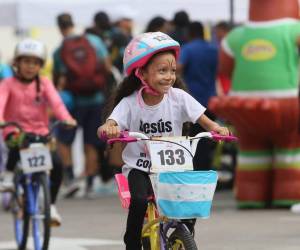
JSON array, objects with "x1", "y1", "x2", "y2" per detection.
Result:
[
  {"x1": 32, "y1": 173, "x2": 51, "y2": 250},
  {"x1": 13, "y1": 179, "x2": 29, "y2": 250}
]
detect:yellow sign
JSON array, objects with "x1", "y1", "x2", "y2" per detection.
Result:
[{"x1": 242, "y1": 39, "x2": 276, "y2": 61}]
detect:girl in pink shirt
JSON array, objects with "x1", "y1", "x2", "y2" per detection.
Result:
[{"x1": 0, "y1": 38, "x2": 76, "y2": 226}]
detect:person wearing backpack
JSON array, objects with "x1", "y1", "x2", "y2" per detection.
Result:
[{"x1": 52, "y1": 13, "x2": 112, "y2": 198}]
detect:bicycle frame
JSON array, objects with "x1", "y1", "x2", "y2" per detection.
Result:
[
  {"x1": 0, "y1": 121, "x2": 69, "y2": 250},
  {"x1": 142, "y1": 201, "x2": 161, "y2": 249},
  {"x1": 29, "y1": 173, "x2": 48, "y2": 250}
]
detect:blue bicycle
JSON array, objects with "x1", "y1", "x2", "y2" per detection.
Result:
[{"x1": 0, "y1": 121, "x2": 65, "y2": 250}]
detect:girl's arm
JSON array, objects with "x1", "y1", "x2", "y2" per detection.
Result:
[{"x1": 197, "y1": 113, "x2": 229, "y2": 136}]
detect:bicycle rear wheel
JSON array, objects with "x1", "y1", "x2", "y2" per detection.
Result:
[
  {"x1": 32, "y1": 173, "x2": 51, "y2": 250},
  {"x1": 168, "y1": 228, "x2": 198, "y2": 250},
  {"x1": 13, "y1": 179, "x2": 29, "y2": 250}
]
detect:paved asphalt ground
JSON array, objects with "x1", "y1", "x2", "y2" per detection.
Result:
[{"x1": 0, "y1": 190, "x2": 300, "y2": 250}]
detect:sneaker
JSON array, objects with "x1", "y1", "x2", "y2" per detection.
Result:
[
  {"x1": 0, "y1": 171, "x2": 14, "y2": 192},
  {"x1": 50, "y1": 205, "x2": 62, "y2": 227},
  {"x1": 62, "y1": 180, "x2": 81, "y2": 199}
]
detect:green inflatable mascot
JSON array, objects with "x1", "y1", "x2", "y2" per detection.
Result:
[{"x1": 209, "y1": 0, "x2": 300, "y2": 208}]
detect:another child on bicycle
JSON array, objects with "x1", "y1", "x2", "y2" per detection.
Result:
[
  {"x1": 97, "y1": 32, "x2": 229, "y2": 250},
  {"x1": 0, "y1": 38, "x2": 76, "y2": 226}
]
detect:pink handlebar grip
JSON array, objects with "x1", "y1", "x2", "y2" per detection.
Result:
[
  {"x1": 211, "y1": 131, "x2": 238, "y2": 142},
  {"x1": 99, "y1": 131, "x2": 129, "y2": 142},
  {"x1": 105, "y1": 131, "x2": 138, "y2": 144}
]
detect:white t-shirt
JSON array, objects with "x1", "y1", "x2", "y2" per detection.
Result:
[{"x1": 108, "y1": 87, "x2": 206, "y2": 176}]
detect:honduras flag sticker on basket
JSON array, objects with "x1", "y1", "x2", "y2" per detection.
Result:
[{"x1": 155, "y1": 171, "x2": 218, "y2": 219}]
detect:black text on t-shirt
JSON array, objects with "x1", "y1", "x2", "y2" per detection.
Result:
[{"x1": 139, "y1": 119, "x2": 172, "y2": 134}]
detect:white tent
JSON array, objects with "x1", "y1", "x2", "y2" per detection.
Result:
[{"x1": 0, "y1": 0, "x2": 249, "y2": 29}]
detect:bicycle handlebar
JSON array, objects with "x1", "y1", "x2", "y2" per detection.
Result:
[
  {"x1": 0, "y1": 120, "x2": 75, "y2": 136},
  {"x1": 0, "y1": 121, "x2": 22, "y2": 131},
  {"x1": 100, "y1": 131, "x2": 238, "y2": 145}
]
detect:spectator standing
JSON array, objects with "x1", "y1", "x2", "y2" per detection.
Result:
[
  {"x1": 168, "y1": 10, "x2": 190, "y2": 45},
  {"x1": 214, "y1": 21, "x2": 233, "y2": 96},
  {"x1": 0, "y1": 53, "x2": 13, "y2": 82},
  {"x1": 86, "y1": 11, "x2": 132, "y2": 75},
  {"x1": 178, "y1": 21, "x2": 218, "y2": 171},
  {"x1": 0, "y1": 52, "x2": 13, "y2": 189},
  {"x1": 52, "y1": 13, "x2": 111, "y2": 198},
  {"x1": 145, "y1": 16, "x2": 170, "y2": 33}
]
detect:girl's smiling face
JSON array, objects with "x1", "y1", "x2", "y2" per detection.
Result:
[
  {"x1": 141, "y1": 51, "x2": 177, "y2": 96},
  {"x1": 16, "y1": 56, "x2": 42, "y2": 80}
]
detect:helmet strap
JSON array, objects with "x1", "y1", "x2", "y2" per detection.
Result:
[{"x1": 135, "y1": 68, "x2": 160, "y2": 107}]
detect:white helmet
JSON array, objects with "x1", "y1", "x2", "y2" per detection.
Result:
[{"x1": 14, "y1": 38, "x2": 47, "y2": 64}]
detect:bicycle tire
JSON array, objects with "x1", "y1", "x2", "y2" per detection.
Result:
[
  {"x1": 168, "y1": 228, "x2": 198, "y2": 250},
  {"x1": 32, "y1": 173, "x2": 51, "y2": 250},
  {"x1": 13, "y1": 180, "x2": 30, "y2": 250}
]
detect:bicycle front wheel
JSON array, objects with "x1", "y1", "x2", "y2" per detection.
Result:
[
  {"x1": 12, "y1": 179, "x2": 30, "y2": 250},
  {"x1": 32, "y1": 173, "x2": 51, "y2": 250},
  {"x1": 168, "y1": 228, "x2": 198, "y2": 250}
]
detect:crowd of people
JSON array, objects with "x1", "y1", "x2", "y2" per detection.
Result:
[
  {"x1": 0, "y1": 11, "x2": 231, "y2": 191},
  {"x1": 0, "y1": 9, "x2": 233, "y2": 244}
]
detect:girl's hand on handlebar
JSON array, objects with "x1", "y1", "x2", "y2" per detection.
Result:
[
  {"x1": 97, "y1": 122, "x2": 121, "y2": 139},
  {"x1": 213, "y1": 125, "x2": 230, "y2": 136}
]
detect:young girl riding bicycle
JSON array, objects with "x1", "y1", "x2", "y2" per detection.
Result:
[
  {"x1": 98, "y1": 32, "x2": 229, "y2": 250},
  {"x1": 0, "y1": 38, "x2": 76, "y2": 226}
]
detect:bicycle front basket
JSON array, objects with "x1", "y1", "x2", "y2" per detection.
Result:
[{"x1": 155, "y1": 170, "x2": 218, "y2": 219}]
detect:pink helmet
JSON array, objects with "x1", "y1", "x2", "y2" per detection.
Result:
[{"x1": 123, "y1": 32, "x2": 180, "y2": 76}]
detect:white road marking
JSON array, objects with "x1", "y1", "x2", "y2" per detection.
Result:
[{"x1": 0, "y1": 237, "x2": 123, "y2": 250}]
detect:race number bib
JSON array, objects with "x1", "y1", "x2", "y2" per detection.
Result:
[
  {"x1": 20, "y1": 143, "x2": 53, "y2": 174},
  {"x1": 149, "y1": 137, "x2": 193, "y2": 173}
]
